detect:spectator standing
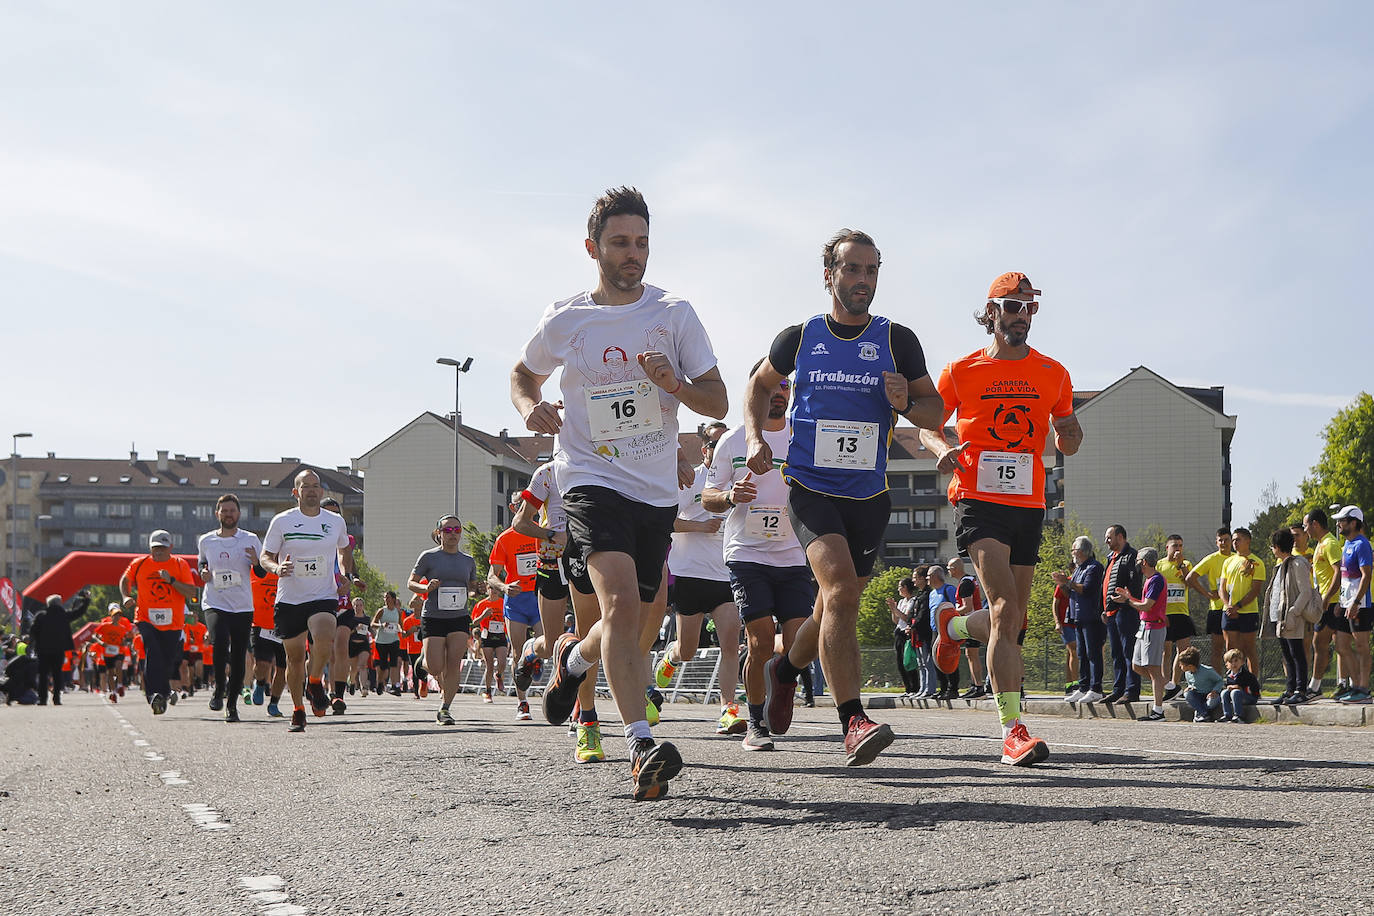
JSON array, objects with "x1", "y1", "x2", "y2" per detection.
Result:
[
  {"x1": 1304, "y1": 509, "x2": 1346, "y2": 697},
  {"x1": 1333, "y1": 506, "x2": 1373, "y2": 704},
  {"x1": 1264, "y1": 527, "x2": 1320, "y2": 704},
  {"x1": 1056, "y1": 536, "x2": 1105, "y2": 704},
  {"x1": 1219, "y1": 647, "x2": 1261, "y2": 722},
  {"x1": 1101, "y1": 525, "x2": 1141, "y2": 703},
  {"x1": 888, "y1": 577, "x2": 920, "y2": 695},
  {"x1": 1218, "y1": 527, "x2": 1266, "y2": 682},
  {"x1": 29, "y1": 592, "x2": 90, "y2": 705},
  {"x1": 926, "y1": 566, "x2": 958, "y2": 699},
  {"x1": 1185, "y1": 528, "x2": 1235, "y2": 671},
  {"x1": 909, "y1": 566, "x2": 936, "y2": 698},
  {"x1": 1155, "y1": 534, "x2": 1193, "y2": 700},
  {"x1": 949, "y1": 556, "x2": 987, "y2": 699},
  {"x1": 1114, "y1": 548, "x2": 1168, "y2": 721},
  {"x1": 1177, "y1": 645, "x2": 1225, "y2": 722}
]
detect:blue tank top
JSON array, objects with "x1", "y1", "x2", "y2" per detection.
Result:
[{"x1": 783, "y1": 314, "x2": 896, "y2": 499}]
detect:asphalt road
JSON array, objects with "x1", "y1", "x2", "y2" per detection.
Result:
[{"x1": 3, "y1": 689, "x2": 1373, "y2": 915}]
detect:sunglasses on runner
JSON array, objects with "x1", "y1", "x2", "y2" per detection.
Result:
[
  {"x1": 439, "y1": 526, "x2": 462, "y2": 534},
  {"x1": 990, "y1": 297, "x2": 1039, "y2": 316},
  {"x1": 778, "y1": 379, "x2": 791, "y2": 390}
]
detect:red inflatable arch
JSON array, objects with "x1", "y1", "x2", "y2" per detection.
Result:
[{"x1": 23, "y1": 550, "x2": 205, "y2": 606}]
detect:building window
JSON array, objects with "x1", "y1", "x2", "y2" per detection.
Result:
[
  {"x1": 106, "y1": 503, "x2": 132, "y2": 518},
  {"x1": 166, "y1": 505, "x2": 184, "y2": 520},
  {"x1": 106, "y1": 532, "x2": 131, "y2": 548},
  {"x1": 48, "y1": 504, "x2": 64, "y2": 518},
  {"x1": 259, "y1": 506, "x2": 275, "y2": 518},
  {"x1": 496, "y1": 506, "x2": 505, "y2": 526},
  {"x1": 17, "y1": 475, "x2": 31, "y2": 490},
  {"x1": 912, "y1": 510, "x2": 937, "y2": 529},
  {"x1": 13, "y1": 505, "x2": 29, "y2": 520},
  {"x1": 139, "y1": 505, "x2": 154, "y2": 519},
  {"x1": 496, "y1": 471, "x2": 505, "y2": 494},
  {"x1": 888, "y1": 509, "x2": 909, "y2": 526},
  {"x1": 14, "y1": 566, "x2": 28, "y2": 580},
  {"x1": 912, "y1": 473, "x2": 937, "y2": 495},
  {"x1": 915, "y1": 547, "x2": 937, "y2": 563},
  {"x1": 192, "y1": 505, "x2": 213, "y2": 520},
  {"x1": 73, "y1": 531, "x2": 101, "y2": 547}
]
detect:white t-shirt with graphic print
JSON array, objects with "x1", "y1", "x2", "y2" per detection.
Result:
[{"x1": 519, "y1": 284, "x2": 717, "y2": 508}]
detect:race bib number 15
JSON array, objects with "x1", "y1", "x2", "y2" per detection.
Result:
[{"x1": 975, "y1": 451, "x2": 1034, "y2": 496}]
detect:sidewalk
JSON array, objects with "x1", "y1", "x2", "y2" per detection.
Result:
[{"x1": 862, "y1": 691, "x2": 1373, "y2": 726}]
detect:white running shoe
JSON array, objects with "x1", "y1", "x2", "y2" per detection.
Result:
[
  {"x1": 1065, "y1": 690, "x2": 1086, "y2": 703},
  {"x1": 1081, "y1": 690, "x2": 1106, "y2": 704}
]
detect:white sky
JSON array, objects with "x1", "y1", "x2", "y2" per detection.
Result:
[{"x1": 4, "y1": 1, "x2": 1371, "y2": 525}]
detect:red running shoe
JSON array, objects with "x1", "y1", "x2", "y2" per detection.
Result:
[
  {"x1": 843, "y1": 716, "x2": 895, "y2": 767},
  {"x1": 932, "y1": 605, "x2": 964, "y2": 675},
  {"x1": 762, "y1": 654, "x2": 796, "y2": 735},
  {"x1": 306, "y1": 680, "x2": 330, "y2": 717},
  {"x1": 1000, "y1": 722, "x2": 1050, "y2": 766}
]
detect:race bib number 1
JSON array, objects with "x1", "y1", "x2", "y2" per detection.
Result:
[
  {"x1": 438, "y1": 587, "x2": 468, "y2": 611},
  {"x1": 813, "y1": 420, "x2": 879, "y2": 469},
  {"x1": 975, "y1": 451, "x2": 1034, "y2": 496},
  {"x1": 584, "y1": 380, "x2": 662, "y2": 440},
  {"x1": 744, "y1": 505, "x2": 792, "y2": 541}
]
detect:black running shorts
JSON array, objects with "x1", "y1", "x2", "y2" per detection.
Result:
[
  {"x1": 785, "y1": 485, "x2": 890, "y2": 578},
  {"x1": 673, "y1": 576, "x2": 735, "y2": 616},
  {"x1": 274, "y1": 599, "x2": 338, "y2": 641},
  {"x1": 1165, "y1": 614, "x2": 1197, "y2": 641},
  {"x1": 954, "y1": 498, "x2": 1045, "y2": 568},
  {"x1": 250, "y1": 626, "x2": 287, "y2": 667},
  {"x1": 419, "y1": 616, "x2": 471, "y2": 639},
  {"x1": 563, "y1": 486, "x2": 675, "y2": 602}
]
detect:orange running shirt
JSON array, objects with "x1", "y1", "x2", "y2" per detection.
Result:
[
  {"x1": 935, "y1": 346, "x2": 1073, "y2": 510},
  {"x1": 471, "y1": 597, "x2": 505, "y2": 634},
  {"x1": 400, "y1": 614, "x2": 422, "y2": 653},
  {"x1": 489, "y1": 529, "x2": 541, "y2": 594},
  {"x1": 185, "y1": 621, "x2": 208, "y2": 653},
  {"x1": 250, "y1": 567, "x2": 279, "y2": 629},
  {"x1": 124, "y1": 555, "x2": 195, "y2": 630}
]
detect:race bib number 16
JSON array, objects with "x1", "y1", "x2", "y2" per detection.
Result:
[{"x1": 584, "y1": 380, "x2": 662, "y2": 440}]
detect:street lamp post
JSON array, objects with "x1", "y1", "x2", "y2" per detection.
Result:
[
  {"x1": 10, "y1": 432, "x2": 32, "y2": 582},
  {"x1": 435, "y1": 358, "x2": 473, "y2": 517}
]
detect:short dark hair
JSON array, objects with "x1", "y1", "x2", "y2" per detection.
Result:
[
  {"x1": 1233, "y1": 526, "x2": 1252, "y2": 540},
  {"x1": 1216, "y1": 527, "x2": 1232, "y2": 538},
  {"x1": 698, "y1": 422, "x2": 726, "y2": 446},
  {"x1": 1271, "y1": 528, "x2": 1295, "y2": 552},
  {"x1": 321, "y1": 497, "x2": 341, "y2": 510},
  {"x1": 215, "y1": 493, "x2": 240, "y2": 508},
  {"x1": 1108, "y1": 524, "x2": 1127, "y2": 540},
  {"x1": 1288, "y1": 522, "x2": 1305, "y2": 532},
  {"x1": 587, "y1": 186, "x2": 649, "y2": 246},
  {"x1": 822, "y1": 229, "x2": 880, "y2": 272},
  {"x1": 1166, "y1": 533, "x2": 1182, "y2": 543},
  {"x1": 384, "y1": 590, "x2": 397, "y2": 600},
  {"x1": 1306, "y1": 508, "x2": 1329, "y2": 528},
  {"x1": 1177, "y1": 646, "x2": 1202, "y2": 667}
]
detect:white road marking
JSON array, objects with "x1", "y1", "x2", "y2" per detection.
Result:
[
  {"x1": 182, "y1": 802, "x2": 230, "y2": 830},
  {"x1": 133, "y1": 739, "x2": 150, "y2": 747},
  {"x1": 158, "y1": 771, "x2": 190, "y2": 786},
  {"x1": 237, "y1": 876, "x2": 305, "y2": 915}
]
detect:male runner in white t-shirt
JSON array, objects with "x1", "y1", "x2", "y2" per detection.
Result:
[
  {"x1": 196, "y1": 493, "x2": 263, "y2": 723},
  {"x1": 260, "y1": 469, "x2": 352, "y2": 733},
  {"x1": 704, "y1": 364, "x2": 816, "y2": 751},
  {"x1": 510, "y1": 186, "x2": 727, "y2": 801},
  {"x1": 658, "y1": 422, "x2": 744, "y2": 736}
]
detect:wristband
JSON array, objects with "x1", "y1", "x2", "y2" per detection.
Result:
[
  {"x1": 726, "y1": 491, "x2": 735, "y2": 507},
  {"x1": 665, "y1": 378, "x2": 682, "y2": 395}
]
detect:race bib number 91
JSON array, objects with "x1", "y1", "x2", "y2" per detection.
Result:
[{"x1": 212, "y1": 569, "x2": 241, "y2": 590}]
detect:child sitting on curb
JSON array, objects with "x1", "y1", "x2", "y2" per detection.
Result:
[
  {"x1": 1219, "y1": 648, "x2": 1261, "y2": 722},
  {"x1": 1178, "y1": 646, "x2": 1225, "y2": 722}
]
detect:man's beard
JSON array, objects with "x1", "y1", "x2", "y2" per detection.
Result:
[
  {"x1": 998, "y1": 315, "x2": 1029, "y2": 347},
  {"x1": 836, "y1": 284, "x2": 872, "y2": 316}
]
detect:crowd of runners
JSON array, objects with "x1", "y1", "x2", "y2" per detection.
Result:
[{"x1": 14, "y1": 186, "x2": 1366, "y2": 803}]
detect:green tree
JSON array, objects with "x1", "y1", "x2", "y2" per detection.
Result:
[
  {"x1": 858, "y1": 565, "x2": 911, "y2": 647},
  {"x1": 1301, "y1": 392, "x2": 1374, "y2": 513},
  {"x1": 352, "y1": 550, "x2": 400, "y2": 614},
  {"x1": 1248, "y1": 479, "x2": 1301, "y2": 556},
  {"x1": 464, "y1": 523, "x2": 503, "y2": 609}
]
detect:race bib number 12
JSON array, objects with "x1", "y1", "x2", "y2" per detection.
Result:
[{"x1": 744, "y1": 505, "x2": 792, "y2": 541}]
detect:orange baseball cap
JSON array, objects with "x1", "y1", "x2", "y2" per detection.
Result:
[{"x1": 988, "y1": 272, "x2": 1041, "y2": 299}]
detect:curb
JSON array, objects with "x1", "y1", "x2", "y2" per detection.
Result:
[{"x1": 862, "y1": 693, "x2": 1371, "y2": 727}]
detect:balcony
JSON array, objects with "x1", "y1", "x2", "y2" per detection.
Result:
[{"x1": 883, "y1": 524, "x2": 948, "y2": 544}]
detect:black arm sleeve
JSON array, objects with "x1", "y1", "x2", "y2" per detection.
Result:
[
  {"x1": 767, "y1": 325, "x2": 804, "y2": 377},
  {"x1": 955, "y1": 579, "x2": 975, "y2": 600},
  {"x1": 890, "y1": 323, "x2": 928, "y2": 381}
]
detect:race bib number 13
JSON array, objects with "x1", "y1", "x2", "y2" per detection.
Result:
[
  {"x1": 584, "y1": 380, "x2": 662, "y2": 440},
  {"x1": 813, "y1": 420, "x2": 879, "y2": 469},
  {"x1": 975, "y1": 451, "x2": 1034, "y2": 496}
]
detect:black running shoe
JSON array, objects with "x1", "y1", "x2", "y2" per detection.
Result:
[
  {"x1": 541, "y1": 633, "x2": 586, "y2": 726},
  {"x1": 208, "y1": 694, "x2": 224, "y2": 712},
  {"x1": 288, "y1": 709, "x2": 306, "y2": 732},
  {"x1": 331, "y1": 696, "x2": 347, "y2": 716},
  {"x1": 224, "y1": 706, "x2": 240, "y2": 724},
  {"x1": 630, "y1": 738, "x2": 683, "y2": 801},
  {"x1": 307, "y1": 681, "x2": 330, "y2": 717}
]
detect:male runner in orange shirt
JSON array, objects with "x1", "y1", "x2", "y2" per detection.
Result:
[
  {"x1": 120, "y1": 530, "x2": 199, "y2": 715},
  {"x1": 924, "y1": 272, "x2": 1083, "y2": 766}
]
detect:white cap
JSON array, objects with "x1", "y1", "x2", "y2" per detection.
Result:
[
  {"x1": 107, "y1": 602, "x2": 121, "y2": 613},
  {"x1": 149, "y1": 529, "x2": 173, "y2": 548},
  {"x1": 1334, "y1": 506, "x2": 1365, "y2": 523}
]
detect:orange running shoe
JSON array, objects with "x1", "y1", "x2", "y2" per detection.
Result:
[{"x1": 1000, "y1": 722, "x2": 1049, "y2": 766}]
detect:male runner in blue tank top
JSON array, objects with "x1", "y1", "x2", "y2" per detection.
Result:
[{"x1": 744, "y1": 229, "x2": 943, "y2": 765}]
